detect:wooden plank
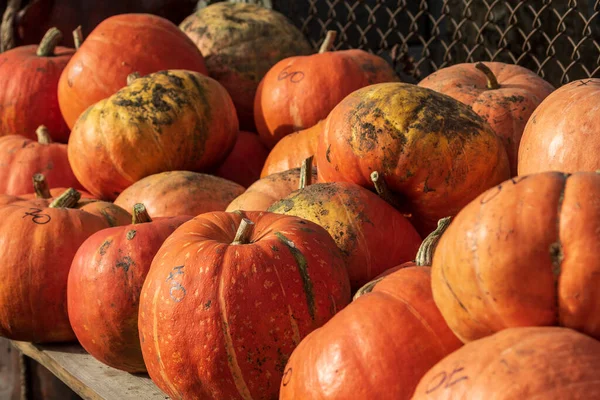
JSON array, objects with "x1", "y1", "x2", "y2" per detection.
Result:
[{"x1": 11, "y1": 341, "x2": 169, "y2": 400}]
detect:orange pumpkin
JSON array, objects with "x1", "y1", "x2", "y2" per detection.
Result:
[
  {"x1": 226, "y1": 166, "x2": 317, "y2": 212},
  {"x1": 280, "y1": 266, "x2": 462, "y2": 400},
  {"x1": 0, "y1": 189, "x2": 113, "y2": 342},
  {"x1": 68, "y1": 204, "x2": 191, "y2": 372},
  {"x1": 316, "y1": 82, "x2": 510, "y2": 236},
  {"x1": 419, "y1": 62, "x2": 554, "y2": 175},
  {"x1": 254, "y1": 31, "x2": 399, "y2": 148},
  {"x1": 432, "y1": 171, "x2": 600, "y2": 343},
  {"x1": 413, "y1": 327, "x2": 600, "y2": 399},
  {"x1": 180, "y1": 2, "x2": 312, "y2": 131},
  {"x1": 214, "y1": 131, "x2": 269, "y2": 187},
  {"x1": 68, "y1": 70, "x2": 238, "y2": 200},
  {"x1": 0, "y1": 126, "x2": 83, "y2": 195},
  {"x1": 519, "y1": 78, "x2": 600, "y2": 175},
  {"x1": 58, "y1": 13, "x2": 207, "y2": 129},
  {"x1": 261, "y1": 120, "x2": 324, "y2": 178},
  {"x1": 114, "y1": 171, "x2": 244, "y2": 218},
  {"x1": 0, "y1": 28, "x2": 74, "y2": 142},
  {"x1": 138, "y1": 211, "x2": 351, "y2": 399},
  {"x1": 269, "y1": 167, "x2": 422, "y2": 290}
]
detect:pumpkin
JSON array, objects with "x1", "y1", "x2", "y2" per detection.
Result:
[
  {"x1": 7, "y1": 0, "x2": 198, "y2": 49},
  {"x1": 419, "y1": 62, "x2": 554, "y2": 175},
  {"x1": 316, "y1": 82, "x2": 511, "y2": 236},
  {"x1": 0, "y1": 27, "x2": 73, "y2": 142},
  {"x1": 138, "y1": 211, "x2": 351, "y2": 399},
  {"x1": 280, "y1": 266, "x2": 462, "y2": 400},
  {"x1": 226, "y1": 166, "x2": 317, "y2": 212},
  {"x1": 0, "y1": 188, "x2": 113, "y2": 342},
  {"x1": 518, "y1": 78, "x2": 600, "y2": 175},
  {"x1": 214, "y1": 131, "x2": 269, "y2": 187},
  {"x1": 180, "y1": 2, "x2": 312, "y2": 131},
  {"x1": 57, "y1": 13, "x2": 208, "y2": 129},
  {"x1": 254, "y1": 31, "x2": 399, "y2": 148},
  {"x1": 114, "y1": 171, "x2": 244, "y2": 218},
  {"x1": 68, "y1": 204, "x2": 191, "y2": 372},
  {"x1": 412, "y1": 326, "x2": 600, "y2": 399},
  {"x1": 68, "y1": 70, "x2": 238, "y2": 200},
  {"x1": 269, "y1": 162, "x2": 421, "y2": 290},
  {"x1": 261, "y1": 120, "x2": 324, "y2": 178},
  {"x1": 431, "y1": 171, "x2": 600, "y2": 343},
  {"x1": 0, "y1": 126, "x2": 83, "y2": 195}
]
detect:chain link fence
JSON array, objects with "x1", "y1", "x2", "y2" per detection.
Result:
[{"x1": 225, "y1": 0, "x2": 600, "y2": 87}]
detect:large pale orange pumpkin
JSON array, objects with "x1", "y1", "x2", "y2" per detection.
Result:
[
  {"x1": 432, "y1": 171, "x2": 600, "y2": 343},
  {"x1": 419, "y1": 62, "x2": 554, "y2": 175},
  {"x1": 180, "y1": 2, "x2": 312, "y2": 131},
  {"x1": 138, "y1": 211, "x2": 351, "y2": 399},
  {"x1": 114, "y1": 171, "x2": 244, "y2": 218},
  {"x1": 254, "y1": 31, "x2": 399, "y2": 148},
  {"x1": 68, "y1": 204, "x2": 191, "y2": 372},
  {"x1": 57, "y1": 13, "x2": 207, "y2": 129},
  {"x1": 0, "y1": 126, "x2": 83, "y2": 195},
  {"x1": 317, "y1": 82, "x2": 510, "y2": 236},
  {"x1": 518, "y1": 78, "x2": 600, "y2": 175},
  {"x1": 68, "y1": 70, "x2": 238, "y2": 200},
  {"x1": 261, "y1": 120, "x2": 323, "y2": 178},
  {"x1": 413, "y1": 327, "x2": 600, "y2": 399},
  {"x1": 280, "y1": 266, "x2": 462, "y2": 400},
  {"x1": 226, "y1": 166, "x2": 317, "y2": 212},
  {"x1": 0, "y1": 189, "x2": 113, "y2": 342}
]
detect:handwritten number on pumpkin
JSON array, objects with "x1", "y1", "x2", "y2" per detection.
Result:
[
  {"x1": 166, "y1": 265, "x2": 186, "y2": 302},
  {"x1": 22, "y1": 208, "x2": 51, "y2": 225},
  {"x1": 425, "y1": 366, "x2": 468, "y2": 394},
  {"x1": 278, "y1": 66, "x2": 305, "y2": 83}
]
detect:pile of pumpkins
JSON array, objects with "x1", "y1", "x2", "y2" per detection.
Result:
[{"x1": 2, "y1": 2, "x2": 600, "y2": 399}]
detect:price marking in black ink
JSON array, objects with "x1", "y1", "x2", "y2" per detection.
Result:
[
  {"x1": 277, "y1": 66, "x2": 305, "y2": 83},
  {"x1": 577, "y1": 79, "x2": 593, "y2": 87},
  {"x1": 425, "y1": 366, "x2": 469, "y2": 394},
  {"x1": 166, "y1": 265, "x2": 186, "y2": 302},
  {"x1": 282, "y1": 367, "x2": 293, "y2": 386},
  {"x1": 22, "y1": 208, "x2": 51, "y2": 225}
]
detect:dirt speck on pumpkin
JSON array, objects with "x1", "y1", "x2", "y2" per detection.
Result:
[{"x1": 99, "y1": 239, "x2": 113, "y2": 256}]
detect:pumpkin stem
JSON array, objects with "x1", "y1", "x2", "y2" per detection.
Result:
[
  {"x1": 127, "y1": 72, "x2": 141, "y2": 86},
  {"x1": 318, "y1": 30, "x2": 337, "y2": 53},
  {"x1": 232, "y1": 218, "x2": 255, "y2": 245},
  {"x1": 353, "y1": 275, "x2": 386, "y2": 301},
  {"x1": 36, "y1": 27, "x2": 63, "y2": 57},
  {"x1": 32, "y1": 173, "x2": 51, "y2": 199},
  {"x1": 370, "y1": 171, "x2": 403, "y2": 209},
  {"x1": 299, "y1": 156, "x2": 314, "y2": 189},
  {"x1": 49, "y1": 188, "x2": 81, "y2": 208},
  {"x1": 475, "y1": 62, "x2": 500, "y2": 90},
  {"x1": 132, "y1": 203, "x2": 152, "y2": 224},
  {"x1": 73, "y1": 25, "x2": 83, "y2": 50},
  {"x1": 35, "y1": 125, "x2": 53, "y2": 144},
  {"x1": 0, "y1": 0, "x2": 21, "y2": 52},
  {"x1": 415, "y1": 216, "x2": 452, "y2": 266}
]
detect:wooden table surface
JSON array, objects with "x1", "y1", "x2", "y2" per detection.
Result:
[{"x1": 11, "y1": 341, "x2": 168, "y2": 400}]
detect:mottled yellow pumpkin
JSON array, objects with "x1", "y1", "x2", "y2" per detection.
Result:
[
  {"x1": 180, "y1": 3, "x2": 312, "y2": 131},
  {"x1": 316, "y1": 83, "x2": 511, "y2": 235},
  {"x1": 68, "y1": 70, "x2": 238, "y2": 200}
]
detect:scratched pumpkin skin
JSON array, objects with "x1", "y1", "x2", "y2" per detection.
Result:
[
  {"x1": 269, "y1": 182, "x2": 422, "y2": 290},
  {"x1": 68, "y1": 70, "x2": 238, "y2": 201},
  {"x1": 432, "y1": 171, "x2": 600, "y2": 343},
  {"x1": 317, "y1": 83, "x2": 510, "y2": 236},
  {"x1": 419, "y1": 62, "x2": 554, "y2": 175},
  {"x1": 254, "y1": 48, "x2": 399, "y2": 148},
  {"x1": 0, "y1": 190, "x2": 112, "y2": 343},
  {"x1": 68, "y1": 206, "x2": 191, "y2": 372},
  {"x1": 138, "y1": 211, "x2": 350, "y2": 400},
  {"x1": 280, "y1": 267, "x2": 462, "y2": 400},
  {"x1": 412, "y1": 327, "x2": 600, "y2": 399}
]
